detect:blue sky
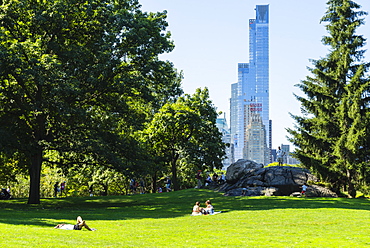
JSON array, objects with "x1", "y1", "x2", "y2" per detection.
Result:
[{"x1": 139, "y1": 0, "x2": 370, "y2": 149}]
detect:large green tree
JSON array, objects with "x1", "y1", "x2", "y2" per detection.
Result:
[
  {"x1": 0, "y1": 0, "x2": 181, "y2": 204},
  {"x1": 144, "y1": 88, "x2": 226, "y2": 191},
  {"x1": 288, "y1": 0, "x2": 370, "y2": 197}
]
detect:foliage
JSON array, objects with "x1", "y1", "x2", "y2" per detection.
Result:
[
  {"x1": 66, "y1": 164, "x2": 129, "y2": 196},
  {"x1": 288, "y1": 0, "x2": 370, "y2": 197},
  {"x1": 144, "y1": 88, "x2": 226, "y2": 191},
  {"x1": 0, "y1": 165, "x2": 65, "y2": 198},
  {"x1": 264, "y1": 162, "x2": 303, "y2": 168},
  {"x1": 306, "y1": 180, "x2": 332, "y2": 189},
  {"x1": 0, "y1": 175, "x2": 28, "y2": 198},
  {"x1": 0, "y1": 0, "x2": 182, "y2": 204},
  {"x1": 1, "y1": 190, "x2": 370, "y2": 247},
  {"x1": 0, "y1": 152, "x2": 27, "y2": 185},
  {"x1": 3, "y1": 164, "x2": 133, "y2": 198}
]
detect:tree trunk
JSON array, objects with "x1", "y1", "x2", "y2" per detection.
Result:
[
  {"x1": 171, "y1": 153, "x2": 180, "y2": 191},
  {"x1": 28, "y1": 147, "x2": 43, "y2": 204},
  {"x1": 102, "y1": 183, "x2": 108, "y2": 196},
  {"x1": 28, "y1": 85, "x2": 46, "y2": 204},
  {"x1": 151, "y1": 171, "x2": 157, "y2": 194},
  {"x1": 347, "y1": 169, "x2": 356, "y2": 198}
]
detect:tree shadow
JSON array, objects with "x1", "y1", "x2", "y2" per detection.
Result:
[{"x1": 1, "y1": 189, "x2": 370, "y2": 228}]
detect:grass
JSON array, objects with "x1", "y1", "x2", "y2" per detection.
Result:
[{"x1": 1, "y1": 189, "x2": 370, "y2": 247}]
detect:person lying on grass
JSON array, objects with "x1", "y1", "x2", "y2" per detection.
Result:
[{"x1": 54, "y1": 216, "x2": 96, "y2": 231}]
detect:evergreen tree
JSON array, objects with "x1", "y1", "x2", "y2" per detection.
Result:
[{"x1": 288, "y1": 0, "x2": 370, "y2": 197}]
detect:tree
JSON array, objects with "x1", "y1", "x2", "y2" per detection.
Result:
[
  {"x1": 145, "y1": 88, "x2": 226, "y2": 191},
  {"x1": 0, "y1": 152, "x2": 27, "y2": 187},
  {"x1": 288, "y1": 0, "x2": 370, "y2": 197},
  {"x1": 66, "y1": 163, "x2": 126, "y2": 196},
  {"x1": 0, "y1": 0, "x2": 181, "y2": 204}
]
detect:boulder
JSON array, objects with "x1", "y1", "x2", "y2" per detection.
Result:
[
  {"x1": 290, "y1": 192, "x2": 302, "y2": 197},
  {"x1": 226, "y1": 159, "x2": 264, "y2": 183},
  {"x1": 305, "y1": 185, "x2": 338, "y2": 197},
  {"x1": 238, "y1": 166, "x2": 315, "y2": 186},
  {"x1": 221, "y1": 159, "x2": 337, "y2": 197},
  {"x1": 225, "y1": 186, "x2": 277, "y2": 197},
  {"x1": 289, "y1": 185, "x2": 338, "y2": 197}
]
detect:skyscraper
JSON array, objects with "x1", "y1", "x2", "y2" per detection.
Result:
[
  {"x1": 216, "y1": 116, "x2": 231, "y2": 170},
  {"x1": 230, "y1": 5, "x2": 270, "y2": 165}
]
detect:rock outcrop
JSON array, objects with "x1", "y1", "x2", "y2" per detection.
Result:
[
  {"x1": 225, "y1": 159, "x2": 264, "y2": 183},
  {"x1": 221, "y1": 159, "x2": 337, "y2": 197}
]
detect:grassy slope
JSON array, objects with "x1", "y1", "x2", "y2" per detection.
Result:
[{"x1": 0, "y1": 189, "x2": 370, "y2": 247}]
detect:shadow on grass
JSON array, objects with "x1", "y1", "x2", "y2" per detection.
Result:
[{"x1": 0, "y1": 188, "x2": 370, "y2": 227}]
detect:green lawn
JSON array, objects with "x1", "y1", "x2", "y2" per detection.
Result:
[{"x1": 1, "y1": 189, "x2": 369, "y2": 247}]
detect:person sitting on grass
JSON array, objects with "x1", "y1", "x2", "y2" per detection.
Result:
[
  {"x1": 205, "y1": 175, "x2": 212, "y2": 186},
  {"x1": 54, "y1": 216, "x2": 96, "y2": 231},
  {"x1": 204, "y1": 200, "x2": 214, "y2": 215},
  {"x1": 218, "y1": 172, "x2": 226, "y2": 184},
  {"x1": 191, "y1": 201, "x2": 203, "y2": 216}
]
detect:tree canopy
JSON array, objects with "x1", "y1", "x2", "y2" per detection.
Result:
[
  {"x1": 144, "y1": 88, "x2": 226, "y2": 191},
  {"x1": 0, "y1": 0, "x2": 182, "y2": 203}
]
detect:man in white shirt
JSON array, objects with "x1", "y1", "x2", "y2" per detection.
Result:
[{"x1": 276, "y1": 146, "x2": 285, "y2": 165}]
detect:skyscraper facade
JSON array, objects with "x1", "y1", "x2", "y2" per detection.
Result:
[
  {"x1": 216, "y1": 116, "x2": 232, "y2": 170},
  {"x1": 230, "y1": 5, "x2": 270, "y2": 165}
]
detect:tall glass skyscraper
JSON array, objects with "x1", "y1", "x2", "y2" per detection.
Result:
[{"x1": 230, "y1": 5, "x2": 270, "y2": 164}]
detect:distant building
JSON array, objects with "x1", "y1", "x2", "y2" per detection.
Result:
[
  {"x1": 287, "y1": 154, "x2": 301, "y2": 165},
  {"x1": 230, "y1": 5, "x2": 271, "y2": 165},
  {"x1": 216, "y1": 116, "x2": 231, "y2": 170},
  {"x1": 281, "y1": 144, "x2": 290, "y2": 164},
  {"x1": 271, "y1": 149, "x2": 277, "y2": 163},
  {"x1": 243, "y1": 109, "x2": 269, "y2": 165},
  {"x1": 230, "y1": 83, "x2": 238, "y2": 164},
  {"x1": 272, "y1": 144, "x2": 301, "y2": 165}
]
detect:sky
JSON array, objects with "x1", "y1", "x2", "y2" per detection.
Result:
[{"x1": 139, "y1": 0, "x2": 370, "y2": 150}]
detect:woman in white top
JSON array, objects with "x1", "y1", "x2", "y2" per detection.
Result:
[
  {"x1": 192, "y1": 202, "x2": 203, "y2": 216},
  {"x1": 204, "y1": 200, "x2": 214, "y2": 215}
]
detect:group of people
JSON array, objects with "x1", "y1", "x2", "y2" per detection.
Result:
[
  {"x1": 0, "y1": 187, "x2": 11, "y2": 200},
  {"x1": 130, "y1": 178, "x2": 146, "y2": 194},
  {"x1": 157, "y1": 177, "x2": 172, "y2": 193},
  {"x1": 197, "y1": 170, "x2": 226, "y2": 188},
  {"x1": 205, "y1": 172, "x2": 226, "y2": 186},
  {"x1": 54, "y1": 181, "x2": 66, "y2": 197},
  {"x1": 191, "y1": 200, "x2": 215, "y2": 216}
]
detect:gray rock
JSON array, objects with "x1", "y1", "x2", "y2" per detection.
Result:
[
  {"x1": 225, "y1": 186, "x2": 277, "y2": 197},
  {"x1": 222, "y1": 159, "x2": 337, "y2": 197},
  {"x1": 229, "y1": 165, "x2": 314, "y2": 187},
  {"x1": 226, "y1": 159, "x2": 264, "y2": 183},
  {"x1": 305, "y1": 185, "x2": 338, "y2": 197},
  {"x1": 263, "y1": 187, "x2": 277, "y2": 196},
  {"x1": 262, "y1": 166, "x2": 312, "y2": 186},
  {"x1": 290, "y1": 192, "x2": 302, "y2": 197},
  {"x1": 289, "y1": 185, "x2": 338, "y2": 197}
]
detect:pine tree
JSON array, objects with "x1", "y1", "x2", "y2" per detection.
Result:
[{"x1": 288, "y1": 0, "x2": 369, "y2": 197}]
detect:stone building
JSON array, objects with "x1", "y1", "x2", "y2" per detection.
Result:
[{"x1": 243, "y1": 112, "x2": 269, "y2": 165}]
